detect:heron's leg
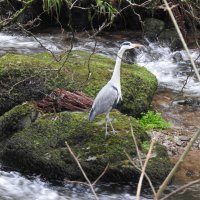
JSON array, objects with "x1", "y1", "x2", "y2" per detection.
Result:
[
  {"x1": 105, "y1": 114, "x2": 109, "y2": 137},
  {"x1": 106, "y1": 113, "x2": 116, "y2": 134}
]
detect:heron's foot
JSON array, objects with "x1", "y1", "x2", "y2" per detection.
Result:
[
  {"x1": 105, "y1": 131, "x2": 109, "y2": 138},
  {"x1": 111, "y1": 128, "x2": 116, "y2": 134},
  {"x1": 105, "y1": 129, "x2": 116, "y2": 138}
]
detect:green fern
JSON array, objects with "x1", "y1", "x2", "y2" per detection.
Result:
[
  {"x1": 138, "y1": 111, "x2": 171, "y2": 130},
  {"x1": 96, "y1": 0, "x2": 117, "y2": 21}
]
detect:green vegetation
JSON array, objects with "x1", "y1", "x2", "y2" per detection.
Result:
[
  {"x1": 138, "y1": 111, "x2": 171, "y2": 130},
  {"x1": 141, "y1": 140, "x2": 150, "y2": 151},
  {"x1": 42, "y1": 0, "x2": 117, "y2": 21},
  {"x1": 43, "y1": 0, "x2": 64, "y2": 17}
]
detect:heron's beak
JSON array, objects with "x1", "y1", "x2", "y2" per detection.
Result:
[{"x1": 131, "y1": 43, "x2": 143, "y2": 48}]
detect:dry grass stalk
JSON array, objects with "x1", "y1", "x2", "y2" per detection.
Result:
[
  {"x1": 136, "y1": 137, "x2": 156, "y2": 200},
  {"x1": 129, "y1": 125, "x2": 157, "y2": 198},
  {"x1": 65, "y1": 141, "x2": 99, "y2": 200}
]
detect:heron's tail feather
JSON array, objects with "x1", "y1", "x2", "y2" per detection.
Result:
[{"x1": 89, "y1": 108, "x2": 96, "y2": 122}]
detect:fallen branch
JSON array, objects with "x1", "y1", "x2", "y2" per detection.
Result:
[{"x1": 34, "y1": 88, "x2": 93, "y2": 113}]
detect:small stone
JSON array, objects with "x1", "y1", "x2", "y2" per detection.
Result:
[
  {"x1": 176, "y1": 139, "x2": 183, "y2": 146},
  {"x1": 182, "y1": 141, "x2": 187, "y2": 147},
  {"x1": 193, "y1": 143, "x2": 199, "y2": 148},
  {"x1": 174, "y1": 136, "x2": 183, "y2": 146},
  {"x1": 180, "y1": 136, "x2": 190, "y2": 141}
]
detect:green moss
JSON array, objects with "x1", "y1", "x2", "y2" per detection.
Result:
[
  {"x1": 0, "y1": 51, "x2": 157, "y2": 117},
  {"x1": 2, "y1": 110, "x2": 171, "y2": 183},
  {"x1": 0, "y1": 103, "x2": 37, "y2": 140}
]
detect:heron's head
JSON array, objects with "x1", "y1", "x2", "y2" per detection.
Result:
[{"x1": 120, "y1": 41, "x2": 143, "y2": 51}]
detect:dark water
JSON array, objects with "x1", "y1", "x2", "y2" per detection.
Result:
[{"x1": 0, "y1": 31, "x2": 200, "y2": 200}]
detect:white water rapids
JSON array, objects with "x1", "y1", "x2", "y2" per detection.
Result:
[
  {"x1": 0, "y1": 170, "x2": 151, "y2": 200},
  {"x1": 0, "y1": 31, "x2": 200, "y2": 200}
]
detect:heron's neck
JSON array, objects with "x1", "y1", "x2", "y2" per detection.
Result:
[{"x1": 110, "y1": 49, "x2": 124, "y2": 84}]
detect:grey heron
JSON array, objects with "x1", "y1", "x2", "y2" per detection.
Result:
[{"x1": 89, "y1": 41, "x2": 143, "y2": 137}]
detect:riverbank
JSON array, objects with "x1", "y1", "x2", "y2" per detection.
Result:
[{"x1": 151, "y1": 90, "x2": 200, "y2": 183}]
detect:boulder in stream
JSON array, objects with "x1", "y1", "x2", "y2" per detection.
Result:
[
  {"x1": 1, "y1": 108, "x2": 172, "y2": 184},
  {"x1": 0, "y1": 51, "x2": 157, "y2": 117}
]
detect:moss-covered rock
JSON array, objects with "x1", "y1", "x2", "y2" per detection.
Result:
[
  {"x1": 1, "y1": 110, "x2": 171, "y2": 183},
  {"x1": 0, "y1": 51, "x2": 157, "y2": 116},
  {"x1": 0, "y1": 103, "x2": 38, "y2": 141}
]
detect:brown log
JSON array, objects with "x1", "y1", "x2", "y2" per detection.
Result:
[{"x1": 34, "y1": 88, "x2": 93, "y2": 113}]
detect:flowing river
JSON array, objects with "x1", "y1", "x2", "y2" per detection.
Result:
[{"x1": 0, "y1": 31, "x2": 199, "y2": 200}]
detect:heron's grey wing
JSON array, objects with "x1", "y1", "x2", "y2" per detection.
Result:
[{"x1": 89, "y1": 84, "x2": 118, "y2": 121}]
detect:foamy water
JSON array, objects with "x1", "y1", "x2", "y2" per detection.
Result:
[
  {"x1": 0, "y1": 33, "x2": 62, "y2": 54},
  {"x1": 0, "y1": 170, "x2": 150, "y2": 200},
  {"x1": 136, "y1": 42, "x2": 200, "y2": 96}
]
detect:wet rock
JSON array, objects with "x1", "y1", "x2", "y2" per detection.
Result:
[
  {"x1": 159, "y1": 29, "x2": 182, "y2": 50},
  {"x1": 179, "y1": 136, "x2": 190, "y2": 141},
  {"x1": 144, "y1": 18, "x2": 165, "y2": 40},
  {"x1": 1, "y1": 110, "x2": 172, "y2": 183},
  {"x1": 172, "y1": 52, "x2": 183, "y2": 63},
  {"x1": 174, "y1": 136, "x2": 181, "y2": 146}
]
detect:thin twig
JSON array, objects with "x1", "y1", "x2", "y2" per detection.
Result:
[
  {"x1": 130, "y1": 125, "x2": 157, "y2": 198},
  {"x1": 65, "y1": 141, "x2": 99, "y2": 200},
  {"x1": 160, "y1": 179, "x2": 200, "y2": 200},
  {"x1": 125, "y1": 151, "x2": 157, "y2": 198},
  {"x1": 8, "y1": 75, "x2": 37, "y2": 95},
  {"x1": 92, "y1": 163, "x2": 109, "y2": 186},
  {"x1": 136, "y1": 138, "x2": 156, "y2": 200},
  {"x1": 17, "y1": 23, "x2": 60, "y2": 61},
  {"x1": 162, "y1": 0, "x2": 200, "y2": 82},
  {"x1": 0, "y1": 0, "x2": 34, "y2": 29},
  {"x1": 131, "y1": 125, "x2": 144, "y2": 167}
]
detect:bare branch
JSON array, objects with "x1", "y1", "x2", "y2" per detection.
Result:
[
  {"x1": 136, "y1": 138, "x2": 156, "y2": 200},
  {"x1": 65, "y1": 141, "x2": 99, "y2": 200},
  {"x1": 17, "y1": 23, "x2": 60, "y2": 62},
  {"x1": 125, "y1": 151, "x2": 157, "y2": 198},
  {"x1": 130, "y1": 125, "x2": 157, "y2": 198},
  {"x1": 0, "y1": 0, "x2": 34, "y2": 29},
  {"x1": 92, "y1": 163, "x2": 109, "y2": 186},
  {"x1": 162, "y1": 0, "x2": 200, "y2": 82},
  {"x1": 8, "y1": 75, "x2": 37, "y2": 95}
]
